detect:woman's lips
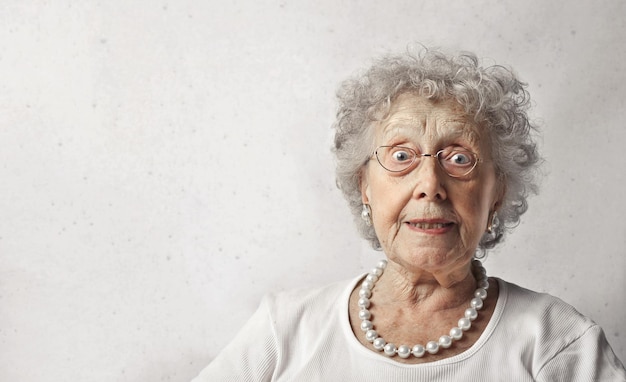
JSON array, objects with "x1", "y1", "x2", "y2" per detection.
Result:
[
  {"x1": 408, "y1": 222, "x2": 453, "y2": 229},
  {"x1": 405, "y1": 220, "x2": 455, "y2": 233}
]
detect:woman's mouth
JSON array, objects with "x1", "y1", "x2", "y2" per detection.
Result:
[
  {"x1": 408, "y1": 222, "x2": 453, "y2": 229},
  {"x1": 405, "y1": 219, "x2": 455, "y2": 233}
]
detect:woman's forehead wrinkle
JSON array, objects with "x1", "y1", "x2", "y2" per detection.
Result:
[
  {"x1": 380, "y1": 116, "x2": 426, "y2": 140},
  {"x1": 444, "y1": 122, "x2": 480, "y2": 144},
  {"x1": 380, "y1": 119, "x2": 479, "y2": 145}
]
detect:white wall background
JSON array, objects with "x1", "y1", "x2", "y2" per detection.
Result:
[{"x1": 1, "y1": 1, "x2": 625, "y2": 381}]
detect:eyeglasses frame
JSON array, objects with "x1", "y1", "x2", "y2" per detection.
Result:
[{"x1": 371, "y1": 145, "x2": 480, "y2": 178}]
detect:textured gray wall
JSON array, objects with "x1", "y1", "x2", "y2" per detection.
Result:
[{"x1": 1, "y1": 1, "x2": 624, "y2": 381}]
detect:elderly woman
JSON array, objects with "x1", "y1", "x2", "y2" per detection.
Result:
[{"x1": 193, "y1": 48, "x2": 626, "y2": 381}]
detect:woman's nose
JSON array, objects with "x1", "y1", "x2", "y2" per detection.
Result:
[{"x1": 410, "y1": 156, "x2": 447, "y2": 201}]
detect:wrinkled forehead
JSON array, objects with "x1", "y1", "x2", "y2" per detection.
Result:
[
  {"x1": 379, "y1": 118, "x2": 480, "y2": 144},
  {"x1": 375, "y1": 94, "x2": 484, "y2": 145}
]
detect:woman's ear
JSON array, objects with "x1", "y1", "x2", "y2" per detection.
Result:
[
  {"x1": 360, "y1": 170, "x2": 371, "y2": 204},
  {"x1": 493, "y1": 177, "x2": 507, "y2": 212}
]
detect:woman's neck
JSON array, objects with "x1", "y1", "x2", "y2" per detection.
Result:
[{"x1": 372, "y1": 261, "x2": 477, "y2": 312}]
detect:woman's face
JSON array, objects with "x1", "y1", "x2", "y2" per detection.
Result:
[{"x1": 361, "y1": 93, "x2": 503, "y2": 277}]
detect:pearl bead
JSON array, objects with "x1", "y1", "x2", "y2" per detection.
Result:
[
  {"x1": 360, "y1": 320, "x2": 373, "y2": 331},
  {"x1": 359, "y1": 288, "x2": 371, "y2": 299},
  {"x1": 365, "y1": 329, "x2": 378, "y2": 342},
  {"x1": 458, "y1": 317, "x2": 471, "y2": 331},
  {"x1": 376, "y1": 259, "x2": 387, "y2": 269},
  {"x1": 478, "y1": 279, "x2": 489, "y2": 289},
  {"x1": 470, "y1": 297, "x2": 483, "y2": 310},
  {"x1": 373, "y1": 337, "x2": 386, "y2": 350},
  {"x1": 384, "y1": 343, "x2": 397, "y2": 356},
  {"x1": 358, "y1": 309, "x2": 371, "y2": 320},
  {"x1": 465, "y1": 307, "x2": 478, "y2": 321},
  {"x1": 358, "y1": 297, "x2": 370, "y2": 309},
  {"x1": 366, "y1": 273, "x2": 378, "y2": 283},
  {"x1": 450, "y1": 327, "x2": 463, "y2": 340},
  {"x1": 362, "y1": 280, "x2": 374, "y2": 290},
  {"x1": 412, "y1": 344, "x2": 425, "y2": 357},
  {"x1": 426, "y1": 341, "x2": 439, "y2": 354},
  {"x1": 372, "y1": 267, "x2": 383, "y2": 277},
  {"x1": 439, "y1": 335, "x2": 452, "y2": 348},
  {"x1": 397, "y1": 345, "x2": 411, "y2": 358},
  {"x1": 474, "y1": 288, "x2": 487, "y2": 300}
]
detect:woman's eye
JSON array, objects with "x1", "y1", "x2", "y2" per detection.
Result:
[
  {"x1": 391, "y1": 150, "x2": 412, "y2": 162},
  {"x1": 449, "y1": 152, "x2": 471, "y2": 165}
]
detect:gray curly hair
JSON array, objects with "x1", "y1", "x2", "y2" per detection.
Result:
[{"x1": 332, "y1": 47, "x2": 541, "y2": 254}]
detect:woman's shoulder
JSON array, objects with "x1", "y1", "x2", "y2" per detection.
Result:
[
  {"x1": 261, "y1": 275, "x2": 362, "y2": 320},
  {"x1": 495, "y1": 278, "x2": 626, "y2": 379},
  {"x1": 499, "y1": 278, "x2": 593, "y2": 322},
  {"x1": 496, "y1": 278, "x2": 598, "y2": 348}
]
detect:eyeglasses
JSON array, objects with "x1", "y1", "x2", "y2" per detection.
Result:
[{"x1": 372, "y1": 145, "x2": 480, "y2": 178}]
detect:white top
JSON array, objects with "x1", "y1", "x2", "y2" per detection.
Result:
[{"x1": 192, "y1": 276, "x2": 626, "y2": 381}]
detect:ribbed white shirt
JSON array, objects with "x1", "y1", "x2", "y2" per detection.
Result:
[{"x1": 193, "y1": 276, "x2": 626, "y2": 381}]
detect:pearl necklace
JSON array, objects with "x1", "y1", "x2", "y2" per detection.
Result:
[{"x1": 358, "y1": 259, "x2": 489, "y2": 358}]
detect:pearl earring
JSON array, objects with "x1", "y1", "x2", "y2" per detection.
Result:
[
  {"x1": 487, "y1": 211, "x2": 498, "y2": 233},
  {"x1": 361, "y1": 204, "x2": 372, "y2": 226}
]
